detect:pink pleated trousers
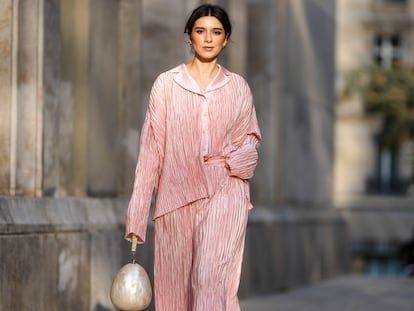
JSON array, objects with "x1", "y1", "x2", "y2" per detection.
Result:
[{"x1": 153, "y1": 161, "x2": 249, "y2": 311}]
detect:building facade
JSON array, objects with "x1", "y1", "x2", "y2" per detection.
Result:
[
  {"x1": 335, "y1": 0, "x2": 414, "y2": 275},
  {"x1": 335, "y1": 0, "x2": 414, "y2": 199}
]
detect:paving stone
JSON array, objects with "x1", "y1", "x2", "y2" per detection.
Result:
[{"x1": 240, "y1": 275, "x2": 414, "y2": 311}]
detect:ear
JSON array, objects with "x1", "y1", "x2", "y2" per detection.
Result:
[{"x1": 223, "y1": 38, "x2": 228, "y2": 48}]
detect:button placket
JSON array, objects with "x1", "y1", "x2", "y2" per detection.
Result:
[{"x1": 200, "y1": 96, "x2": 210, "y2": 157}]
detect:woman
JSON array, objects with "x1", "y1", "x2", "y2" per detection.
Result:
[{"x1": 125, "y1": 4, "x2": 261, "y2": 310}]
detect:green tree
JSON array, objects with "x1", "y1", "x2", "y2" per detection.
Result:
[
  {"x1": 342, "y1": 65, "x2": 414, "y2": 149},
  {"x1": 342, "y1": 64, "x2": 414, "y2": 193}
]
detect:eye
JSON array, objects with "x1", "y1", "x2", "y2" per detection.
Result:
[
  {"x1": 195, "y1": 28, "x2": 204, "y2": 34},
  {"x1": 214, "y1": 30, "x2": 223, "y2": 35}
]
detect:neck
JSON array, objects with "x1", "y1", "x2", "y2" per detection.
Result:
[{"x1": 187, "y1": 58, "x2": 219, "y2": 79}]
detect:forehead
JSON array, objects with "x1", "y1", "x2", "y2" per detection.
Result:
[{"x1": 193, "y1": 16, "x2": 224, "y2": 29}]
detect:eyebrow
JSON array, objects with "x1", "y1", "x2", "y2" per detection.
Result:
[{"x1": 194, "y1": 27, "x2": 224, "y2": 30}]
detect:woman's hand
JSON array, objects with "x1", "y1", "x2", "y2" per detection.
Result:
[{"x1": 225, "y1": 143, "x2": 258, "y2": 180}]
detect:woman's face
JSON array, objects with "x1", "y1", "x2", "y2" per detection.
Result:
[{"x1": 190, "y1": 16, "x2": 228, "y2": 62}]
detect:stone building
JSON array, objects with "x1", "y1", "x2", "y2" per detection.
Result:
[
  {"x1": 335, "y1": 0, "x2": 414, "y2": 274},
  {"x1": 0, "y1": 0, "x2": 347, "y2": 310}
]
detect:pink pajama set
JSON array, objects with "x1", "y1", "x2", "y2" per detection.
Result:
[{"x1": 125, "y1": 64, "x2": 261, "y2": 311}]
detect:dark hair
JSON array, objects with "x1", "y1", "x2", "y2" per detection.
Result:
[{"x1": 184, "y1": 4, "x2": 232, "y2": 40}]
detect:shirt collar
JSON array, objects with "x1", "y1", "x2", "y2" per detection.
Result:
[{"x1": 172, "y1": 63, "x2": 231, "y2": 94}]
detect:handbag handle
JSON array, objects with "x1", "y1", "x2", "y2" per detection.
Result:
[{"x1": 131, "y1": 235, "x2": 138, "y2": 263}]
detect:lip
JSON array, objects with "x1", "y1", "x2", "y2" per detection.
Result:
[{"x1": 203, "y1": 46, "x2": 214, "y2": 50}]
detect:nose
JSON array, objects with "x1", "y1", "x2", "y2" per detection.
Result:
[{"x1": 205, "y1": 31, "x2": 212, "y2": 42}]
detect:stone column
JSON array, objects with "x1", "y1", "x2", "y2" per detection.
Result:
[
  {"x1": 15, "y1": 0, "x2": 44, "y2": 197},
  {"x1": 87, "y1": 0, "x2": 144, "y2": 196},
  {"x1": 281, "y1": 0, "x2": 335, "y2": 205},
  {"x1": 246, "y1": 0, "x2": 285, "y2": 205},
  {"x1": 60, "y1": 0, "x2": 90, "y2": 196},
  {"x1": 244, "y1": 0, "x2": 336, "y2": 207},
  {"x1": 0, "y1": 0, "x2": 15, "y2": 195},
  {"x1": 117, "y1": 0, "x2": 142, "y2": 195},
  {"x1": 42, "y1": 0, "x2": 62, "y2": 196},
  {"x1": 1, "y1": 0, "x2": 87, "y2": 197},
  {"x1": 87, "y1": 0, "x2": 119, "y2": 196},
  {"x1": 0, "y1": 0, "x2": 46, "y2": 197}
]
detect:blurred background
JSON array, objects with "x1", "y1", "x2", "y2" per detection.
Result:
[{"x1": 0, "y1": 0, "x2": 413, "y2": 310}]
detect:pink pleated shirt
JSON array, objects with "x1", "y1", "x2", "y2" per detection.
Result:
[{"x1": 125, "y1": 64, "x2": 261, "y2": 243}]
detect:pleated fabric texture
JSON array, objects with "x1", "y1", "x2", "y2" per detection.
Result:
[
  {"x1": 124, "y1": 63, "x2": 261, "y2": 310},
  {"x1": 125, "y1": 64, "x2": 261, "y2": 243},
  {"x1": 154, "y1": 162, "x2": 249, "y2": 311}
]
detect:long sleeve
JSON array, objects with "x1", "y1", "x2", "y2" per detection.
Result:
[
  {"x1": 125, "y1": 77, "x2": 166, "y2": 243},
  {"x1": 225, "y1": 88, "x2": 261, "y2": 180},
  {"x1": 226, "y1": 135, "x2": 260, "y2": 180},
  {"x1": 124, "y1": 65, "x2": 262, "y2": 238}
]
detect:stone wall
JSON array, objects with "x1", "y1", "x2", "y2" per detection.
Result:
[
  {"x1": 241, "y1": 207, "x2": 349, "y2": 297},
  {"x1": 0, "y1": 198, "x2": 348, "y2": 311},
  {"x1": 0, "y1": 197, "x2": 133, "y2": 311}
]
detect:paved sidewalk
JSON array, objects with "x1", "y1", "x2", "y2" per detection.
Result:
[{"x1": 240, "y1": 275, "x2": 414, "y2": 311}]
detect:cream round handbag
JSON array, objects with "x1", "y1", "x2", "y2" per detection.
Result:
[{"x1": 110, "y1": 236, "x2": 152, "y2": 311}]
